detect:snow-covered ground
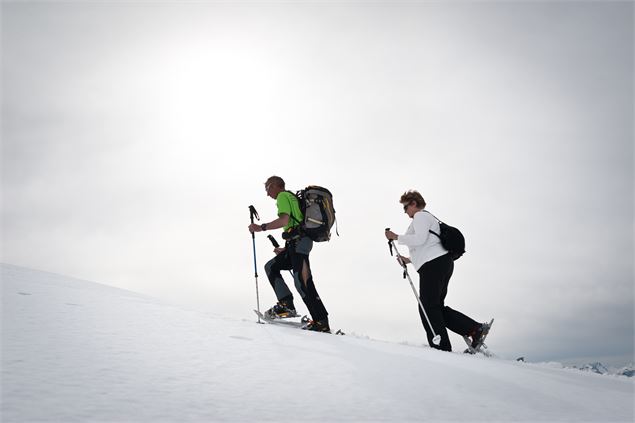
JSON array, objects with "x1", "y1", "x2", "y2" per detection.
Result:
[{"x1": 2, "y1": 263, "x2": 633, "y2": 422}]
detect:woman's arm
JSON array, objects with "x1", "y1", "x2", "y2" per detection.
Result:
[{"x1": 397, "y1": 212, "x2": 433, "y2": 246}]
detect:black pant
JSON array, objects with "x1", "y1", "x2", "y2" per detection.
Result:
[
  {"x1": 264, "y1": 236, "x2": 328, "y2": 322},
  {"x1": 417, "y1": 253, "x2": 478, "y2": 351}
]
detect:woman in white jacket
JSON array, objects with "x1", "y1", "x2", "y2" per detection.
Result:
[{"x1": 385, "y1": 190, "x2": 489, "y2": 352}]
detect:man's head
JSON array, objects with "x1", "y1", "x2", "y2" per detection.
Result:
[{"x1": 265, "y1": 176, "x2": 285, "y2": 199}]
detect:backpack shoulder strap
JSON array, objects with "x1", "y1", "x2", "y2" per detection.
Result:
[
  {"x1": 422, "y1": 210, "x2": 442, "y2": 239},
  {"x1": 422, "y1": 209, "x2": 441, "y2": 223},
  {"x1": 285, "y1": 190, "x2": 302, "y2": 225}
]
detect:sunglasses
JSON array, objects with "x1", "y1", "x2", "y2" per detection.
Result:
[{"x1": 403, "y1": 202, "x2": 411, "y2": 211}]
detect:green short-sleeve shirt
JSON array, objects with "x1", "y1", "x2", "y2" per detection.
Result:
[{"x1": 276, "y1": 191, "x2": 303, "y2": 231}]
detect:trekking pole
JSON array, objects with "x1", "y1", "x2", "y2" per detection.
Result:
[
  {"x1": 386, "y1": 228, "x2": 441, "y2": 346},
  {"x1": 267, "y1": 235, "x2": 294, "y2": 278},
  {"x1": 249, "y1": 205, "x2": 263, "y2": 324}
]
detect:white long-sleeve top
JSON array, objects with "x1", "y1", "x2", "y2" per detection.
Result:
[{"x1": 397, "y1": 210, "x2": 448, "y2": 271}]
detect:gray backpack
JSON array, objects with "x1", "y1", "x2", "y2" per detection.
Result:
[{"x1": 293, "y1": 186, "x2": 338, "y2": 242}]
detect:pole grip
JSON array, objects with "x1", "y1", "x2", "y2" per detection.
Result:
[
  {"x1": 385, "y1": 228, "x2": 394, "y2": 256},
  {"x1": 249, "y1": 205, "x2": 260, "y2": 239},
  {"x1": 267, "y1": 235, "x2": 280, "y2": 248}
]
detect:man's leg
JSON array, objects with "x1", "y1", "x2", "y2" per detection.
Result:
[
  {"x1": 290, "y1": 237, "x2": 328, "y2": 323},
  {"x1": 264, "y1": 252, "x2": 295, "y2": 309}
]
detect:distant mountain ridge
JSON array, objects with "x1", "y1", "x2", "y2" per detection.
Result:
[{"x1": 570, "y1": 362, "x2": 634, "y2": 378}]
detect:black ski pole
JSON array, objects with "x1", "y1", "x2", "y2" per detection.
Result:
[
  {"x1": 385, "y1": 227, "x2": 441, "y2": 346},
  {"x1": 249, "y1": 205, "x2": 263, "y2": 324},
  {"x1": 267, "y1": 235, "x2": 294, "y2": 278}
]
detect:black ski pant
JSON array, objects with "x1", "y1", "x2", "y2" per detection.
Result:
[
  {"x1": 264, "y1": 236, "x2": 328, "y2": 322},
  {"x1": 417, "y1": 253, "x2": 479, "y2": 352}
]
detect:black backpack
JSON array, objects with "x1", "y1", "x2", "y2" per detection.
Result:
[
  {"x1": 292, "y1": 186, "x2": 337, "y2": 242},
  {"x1": 425, "y1": 211, "x2": 465, "y2": 260}
]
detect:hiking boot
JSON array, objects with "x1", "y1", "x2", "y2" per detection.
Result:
[
  {"x1": 264, "y1": 301, "x2": 298, "y2": 319},
  {"x1": 470, "y1": 322, "x2": 491, "y2": 349},
  {"x1": 304, "y1": 318, "x2": 331, "y2": 333}
]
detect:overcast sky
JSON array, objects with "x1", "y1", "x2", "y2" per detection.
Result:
[{"x1": 2, "y1": 1, "x2": 633, "y2": 365}]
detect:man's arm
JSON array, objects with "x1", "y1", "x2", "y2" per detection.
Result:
[{"x1": 248, "y1": 213, "x2": 290, "y2": 232}]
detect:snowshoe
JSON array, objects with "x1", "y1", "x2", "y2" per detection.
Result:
[
  {"x1": 470, "y1": 320, "x2": 493, "y2": 350},
  {"x1": 264, "y1": 301, "x2": 298, "y2": 319},
  {"x1": 303, "y1": 318, "x2": 331, "y2": 333},
  {"x1": 463, "y1": 319, "x2": 494, "y2": 356}
]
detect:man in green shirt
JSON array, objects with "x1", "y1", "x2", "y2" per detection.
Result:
[{"x1": 248, "y1": 176, "x2": 330, "y2": 332}]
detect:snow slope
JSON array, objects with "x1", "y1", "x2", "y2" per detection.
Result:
[{"x1": 2, "y1": 263, "x2": 633, "y2": 422}]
